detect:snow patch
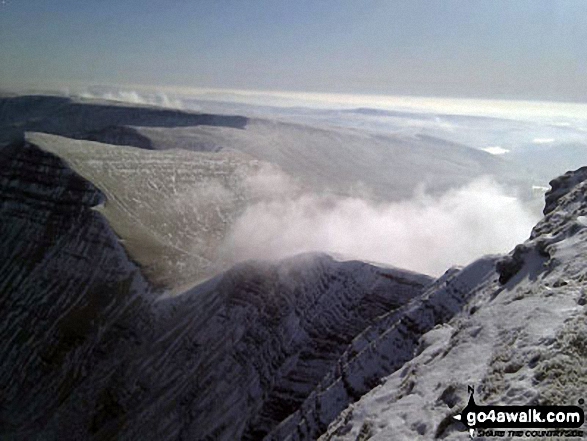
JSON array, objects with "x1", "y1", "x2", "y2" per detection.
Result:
[{"x1": 481, "y1": 146, "x2": 510, "y2": 155}]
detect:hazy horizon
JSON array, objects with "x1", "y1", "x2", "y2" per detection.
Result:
[
  {"x1": 5, "y1": 83, "x2": 587, "y2": 126},
  {"x1": 1, "y1": 1, "x2": 586, "y2": 103}
]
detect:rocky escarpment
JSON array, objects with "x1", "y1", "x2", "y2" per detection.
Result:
[
  {"x1": 27, "y1": 131, "x2": 272, "y2": 292},
  {"x1": 92, "y1": 255, "x2": 431, "y2": 441},
  {"x1": 2, "y1": 114, "x2": 585, "y2": 440},
  {"x1": 266, "y1": 256, "x2": 497, "y2": 441},
  {"x1": 0, "y1": 140, "x2": 156, "y2": 436},
  {"x1": 319, "y1": 168, "x2": 587, "y2": 440}
]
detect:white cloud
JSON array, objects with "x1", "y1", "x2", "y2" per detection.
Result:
[
  {"x1": 78, "y1": 88, "x2": 183, "y2": 109},
  {"x1": 532, "y1": 138, "x2": 555, "y2": 144},
  {"x1": 219, "y1": 175, "x2": 540, "y2": 276}
]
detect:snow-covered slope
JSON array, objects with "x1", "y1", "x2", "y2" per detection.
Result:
[
  {"x1": 134, "y1": 118, "x2": 532, "y2": 202},
  {"x1": 266, "y1": 256, "x2": 498, "y2": 441},
  {"x1": 317, "y1": 168, "x2": 587, "y2": 440},
  {"x1": 125, "y1": 255, "x2": 431, "y2": 441},
  {"x1": 26, "y1": 132, "x2": 272, "y2": 292},
  {"x1": 0, "y1": 140, "x2": 157, "y2": 436}
]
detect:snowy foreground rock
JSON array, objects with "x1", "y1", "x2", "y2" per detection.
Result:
[
  {"x1": 318, "y1": 167, "x2": 587, "y2": 441},
  {"x1": 1, "y1": 130, "x2": 586, "y2": 438}
]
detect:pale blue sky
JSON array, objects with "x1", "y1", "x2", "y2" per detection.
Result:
[{"x1": 1, "y1": 0, "x2": 586, "y2": 101}]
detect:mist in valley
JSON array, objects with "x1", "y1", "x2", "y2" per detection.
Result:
[{"x1": 218, "y1": 167, "x2": 540, "y2": 276}]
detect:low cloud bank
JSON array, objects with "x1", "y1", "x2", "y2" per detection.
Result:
[
  {"x1": 77, "y1": 88, "x2": 184, "y2": 109},
  {"x1": 482, "y1": 146, "x2": 510, "y2": 155},
  {"x1": 220, "y1": 176, "x2": 541, "y2": 276}
]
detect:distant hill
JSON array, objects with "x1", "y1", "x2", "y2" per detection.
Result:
[{"x1": 1, "y1": 94, "x2": 535, "y2": 202}]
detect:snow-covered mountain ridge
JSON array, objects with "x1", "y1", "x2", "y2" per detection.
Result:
[
  {"x1": 1, "y1": 137, "x2": 434, "y2": 439},
  {"x1": 317, "y1": 168, "x2": 587, "y2": 440},
  {"x1": 0, "y1": 139, "x2": 157, "y2": 437}
]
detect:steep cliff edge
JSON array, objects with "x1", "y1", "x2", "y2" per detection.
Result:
[
  {"x1": 0, "y1": 140, "x2": 156, "y2": 436},
  {"x1": 26, "y1": 131, "x2": 270, "y2": 292},
  {"x1": 317, "y1": 169, "x2": 587, "y2": 440}
]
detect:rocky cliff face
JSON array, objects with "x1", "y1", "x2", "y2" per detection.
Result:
[
  {"x1": 25, "y1": 131, "x2": 272, "y2": 292},
  {"x1": 266, "y1": 256, "x2": 498, "y2": 441},
  {"x1": 318, "y1": 168, "x2": 587, "y2": 440},
  {"x1": 0, "y1": 140, "x2": 157, "y2": 437},
  {"x1": 121, "y1": 255, "x2": 431, "y2": 441}
]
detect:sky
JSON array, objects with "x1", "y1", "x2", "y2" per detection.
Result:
[{"x1": 1, "y1": 0, "x2": 586, "y2": 102}]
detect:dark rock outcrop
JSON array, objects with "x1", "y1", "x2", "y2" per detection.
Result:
[{"x1": 0, "y1": 140, "x2": 156, "y2": 436}]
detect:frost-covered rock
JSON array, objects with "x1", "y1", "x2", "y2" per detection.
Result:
[
  {"x1": 144, "y1": 255, "x2": 431, "y2": 440},
  {"x1": 318, "y1": 167, "x2": 587, "y2": 440},
  {"x1": 543, "y1": 166, "x2": 587, "y2": 216},
  {"x1": 0, "y1": 140, "x2": 157, "y2": 437},
  {"x1": 266, "y1": 257, "x2": 497, "y2": 441}
]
